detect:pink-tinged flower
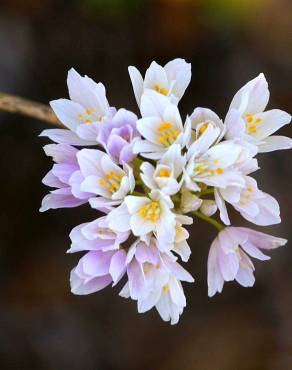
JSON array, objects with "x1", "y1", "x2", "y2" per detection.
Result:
[
  {"x1": 67, "y1": 216, "x2": 130, "y2": 254},
  {"x1": 40, "y1": 144, "x2": 93, "y2": 212},
  {"x1": 119, "y1": 238, "x2": 194, "y2": 325},
  {"x1": 107, "y1": 190, "x2": 176, "y2": 244},
  {"x1": 133, "y1": 91, "x2": 191, "y2": 159},
  {"x1": 128, "y1": 58, "x2": 191, "y2": 106},
  {"x1": 207, "y1": 227, "x2": 287, "y2": 297},
  {"x1": 97, "y1": 108, "x2": 140, "y2": 165},
  {"x1": 40, "y1": 68, "x2": 115, "y2": 146},
  {"x1": 70, "y1": 249, "x2": 127, "y2": 295},
  {"x1": 224, "y1": 73, "x2": 292, "y2": 152},
  {"x1": 216, "y1": 176, "x2": 280, "y2": 226},
  {"x1": 76, "y1": 148, "x2": 135, "y2": 211}
]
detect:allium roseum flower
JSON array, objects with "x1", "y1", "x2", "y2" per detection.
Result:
[
  {"x1": 225, "y1": 73, "x2": 292, "y2": 152},
  {"x1": 40, "y1": 60, "x2": 291, "y2": 325},
  {"x1": 40, "y1": 143, "x2": 93, "y2": 211},
  {"x1": 128, "y1": 58, "x2": 191, "y2": 106},
  {"x1": 207, "y1": 227, "x2": 287, "y2": 297},
  {"x1": 98, "y1": 108, "x2": 140, "y2": 164}
]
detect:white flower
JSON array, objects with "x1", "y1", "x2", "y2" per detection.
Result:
[
  {"x1": 140, "y1": 144, "x2": 186, "y2": 195},
  {"x1": 187, "y1": 107, "x2": 225, "y2": 148},
  {"x1": 225, "y1": 73, "x2": 292, "y2": 152},
  {"x1": 76, "y1": 149, "x2": 135, "y2": 209},
  {"x1": 170, "y1": 215, "x2": 193, "y2": 262},
  {"x1": 185, "y1": 138, "x2": 245, "y2": 192},
  {"x1": 134, "y1": 91, "x2": 190, "y2": 159},
  {"x1": 40, "y1": 68, "x2": 114, "y2": 145},
  {"x1": 128, "y1": 58, "x2": 191, "y2": 106},
  {"x1": 107, "y1": 190, "x2": 176, "y2": 244},
  {"x1": 215, "y1": 176, "x2": 280, "y2": 226}
]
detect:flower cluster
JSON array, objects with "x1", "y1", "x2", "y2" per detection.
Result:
[{"x1": 40, "y1": 60, "x2": 291, "y2": 324}]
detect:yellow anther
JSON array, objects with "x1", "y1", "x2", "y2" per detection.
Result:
[
  {"x1": 84, "y1": 118, "x2": 92, "y2": 123},
  {"x1": 199, "y1": 122, "x2": 208, "y2": 135},
  {"x1": 239, "y1": 201, "x2": 246, "y2": 206},
  {"x1": 214, "y1": 159, "x2": 219, "y2": 164},
  {"x1": 143, "y1": 263, "x2": 151, "y2": 273},
  {"x1": 158, "y1": 169, "x2": 171, "y2": 177},
  {"x1": 154, "y1": 84, "x2": 160, "y2": 92},
  {"x1": 77, "y1": 114, "x2": 83, "y2": 119},
  {"x1": 255, "y1": 118, "x2": 262, "y2": 124},
  {"x1": 157, "y1": 135, "x2": 166, "y2": 143},
  {"x1": 175, "y1": 226, "x2": 181, "y2": 239},
  {"x1": 105, "y1": 171, "x2": 115, "y2": 179},
  {"x1": 216, "y1": 168, "x2": 223, "y2": 174},
  {"x1": 246, "y1": 116, "x2": 253, "y2": 123},
  {"x1": 162, "y1": 284, "x2": 169, "y2": 293},
  {"x1": 248, "y1": 125, "x2": 257, "y2": 133},
  {"x1": 156, "y1": 122, "x2": 179, "y2": 146},
  {"x1": 210, "y1": 169, "x2": 215, "y2": 175},
  {"x1": 172, "y1": 130, "x2": 179, "y2": 139},
  {"x1": 99, "y1": 171, "x2": 124, "y2": 194},
  {"x1": 154, "y1": 84, "x2": 168, "y2": 96},
  {"x1": 160, "y1": 88, "x2": 168, "y2": 96},
  {"x1": 157, "y1": 122, "x2": 172, "y2": 132},
  {"x1": 85, "y1": 108, "x2": 93, "y2": 115},
  {"x1": 247, "y1": 186, "x2": 253, "y2": 192},
  {"x1": 138, "y1": 206, "x2": 147, "y2": 218},
  {"x1": 138, "y1": 201, "x2": 160, "y2": 223}
]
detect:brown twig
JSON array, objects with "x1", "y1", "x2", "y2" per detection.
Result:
[{"x1": 0, "y1": 92, "x2": 63, "y2": 127}]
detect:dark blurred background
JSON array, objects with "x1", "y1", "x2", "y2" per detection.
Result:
[{"x1": 0, "y1": 0, "x2": 291, "y2": 369}]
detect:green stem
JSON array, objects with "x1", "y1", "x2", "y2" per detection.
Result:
[
  {"x1": 132, "y1": 191, "x2": 145, "y2": 196},
  {"x1": 192, "y1": 210, "x2": 224, "y2": 231},
  {"x1": 197, "y1": 188, "x2": 214, "y2": 196}
]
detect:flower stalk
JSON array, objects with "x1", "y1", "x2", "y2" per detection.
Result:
[
  {"x1": 0, "y1": 92, "x2": 62, "y2": 126},
  {"x1": 192, "y1": 210, "x2": 224, "y2": 231}
]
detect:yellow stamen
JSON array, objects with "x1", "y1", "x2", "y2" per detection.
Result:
[
  {"x1": 138, "y1": 201, "x2": 160, "y2": 223},
  {"x1": 248, "y1": 125, "x2": 256, "y2": 133},
  {"x1": 156, "y1": 122, "x2": 179, "y2": 146},
  {"x1": 154, "y1": 84, "x2": 168, "y2": 96},
  {"x1": 162, "y1": 284, "x2": 169, "y2": 293},
  {"x1": 157, "y1": 121, "x2": 172, "y2": 132},
  {"x1": 216, "y1": 168, "x2": 223, "y2": 174},
  {"x1": 99, "y1": 171, "x2": 124, "y2": 193},
  {"x1": 158, "y1": 169, "x2": 171, "y2": 177}
]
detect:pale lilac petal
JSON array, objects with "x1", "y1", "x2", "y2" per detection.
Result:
[
  {"x1": 240, "y1": 240, "x2": 270, "y2": 261},
  {"x1": 42, "y1": 170, "x2": 65, "y2": 188},
  {"x1": 70, "y1": 269, "x2": 112, "y2": 295},
  {"x1": 127, "y1": 259, "x2": 145, "y2": 299},
  {"x1": 207, "y1": 240, "x2": 224, "y2": 297},
  {"x1": 40, "y1": 188, "x2": 86, "y2": 212},
  {"x1": 40, "y1": 129, "x2": 94, "y2": 146},
  {"x1": 109, "y1": 250, "x2": 127, "y2": 284},
  {"x1": 218, "y1": 250, "x2": 239, "y2": 281},
  {"x1": 43, "y1": 143, "x2": 78, "y2": 164}
]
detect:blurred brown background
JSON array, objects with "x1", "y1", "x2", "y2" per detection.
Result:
[{"x1": 0, "y1": 0, "x2": 291, "y2": 369}]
